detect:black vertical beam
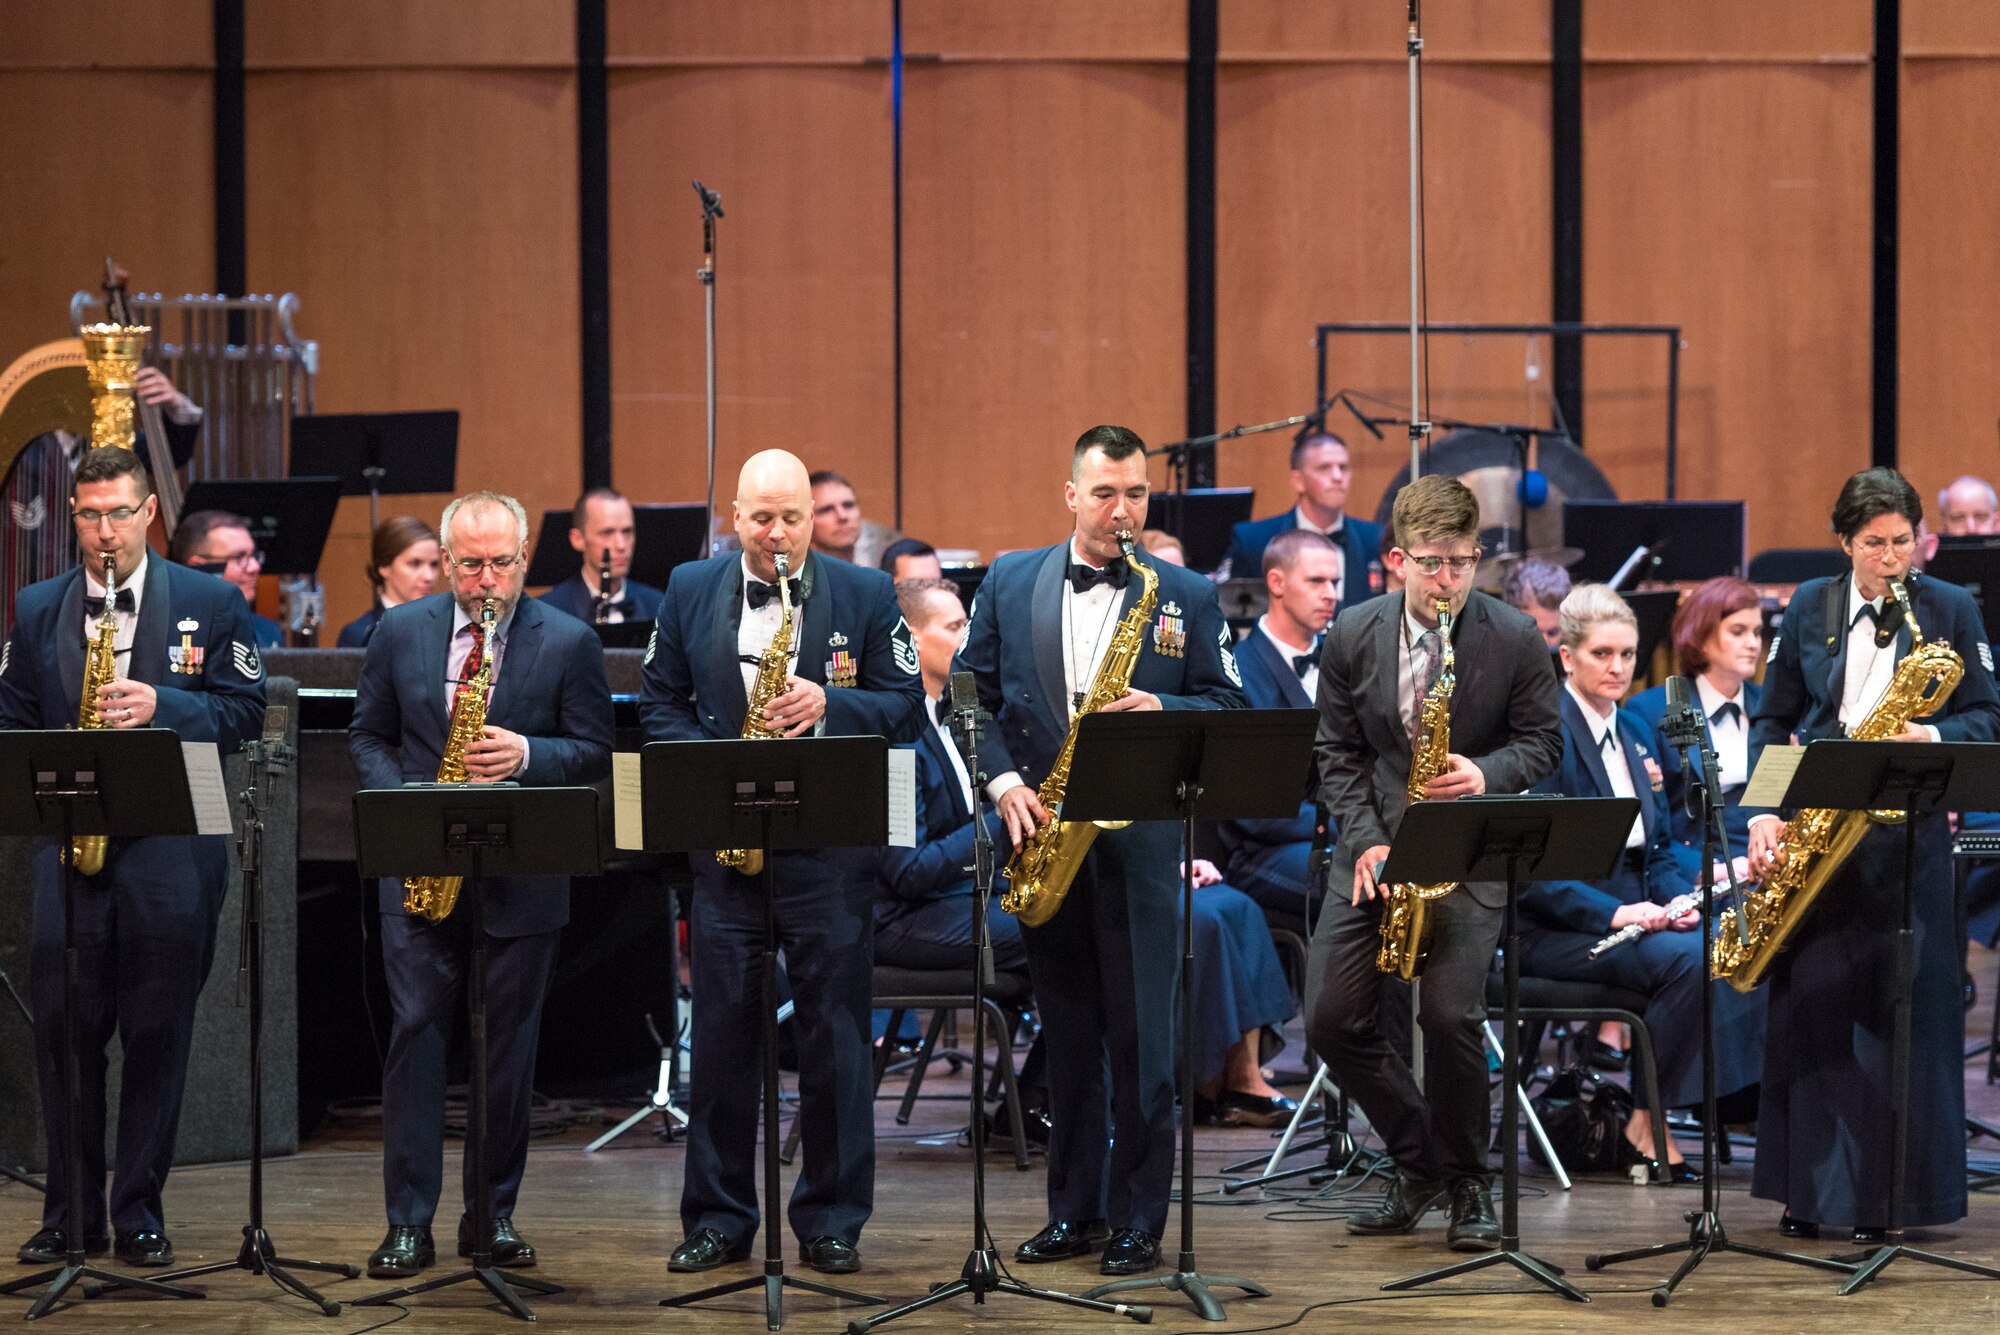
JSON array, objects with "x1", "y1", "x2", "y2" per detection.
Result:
[
  {"x1": 213, "y1": 0, "x2": 246, "y2": 330},
  {"x1": 1550, "y1": 0, "x2": 1584, "y2": 446},
  {"x1": 1185, "y1": 0, "x2": 1218, "y2": 486},
  {"x1": 578, "y1": 0, "x2": 613, "y2": 491},
  {"x1": 1871, "y1": 0, "x2": 1899, "y2": 469},
  {"x1": 891, "y1": 0, "x2": 905, "y2": 527}
]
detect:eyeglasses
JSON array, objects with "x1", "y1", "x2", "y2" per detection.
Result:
[
  {"x1": 1400, "y1": 550, "x2": 1482, "y2": 576},
  {"x1": 200, "y1": 549, "x2": 264, "y2": 569},
  {"x1": 73, "y1": 507, "x2": 142, "y2": 528},
  {"x1": 451, "y1": 554, "x2": 525, "y2": 576},
  {"x1": 1852, "y1": 534, "x2": 1916, "y2": 555}
]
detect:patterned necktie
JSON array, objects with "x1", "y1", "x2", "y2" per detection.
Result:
[
  {"x1": 454, "y1": 620, "x2": 487, "y2": 714},
  {"x1": 1410, "y1": 629, "x2": 1442, "y2": 745}
]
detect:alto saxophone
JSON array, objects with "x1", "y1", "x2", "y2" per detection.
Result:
[
  {"x1": 71, "y1": 552, "x2": 121, "y2": 876},
  {"x1": 1001, "y1": 533, "x2": 1158, "y2": 928},
  {"x1": 1376, "y1": 600, "x2": 1457, "y2": 979},
  {"x1": 717, "y1": 552, "x2": 796, "y2": 878},
  {"x1": 402, "y1": 596, "x2": 498, "y2": 922},
  {"x1": 1713, "y1": 575, "x2": 1962, "y2": 991}
]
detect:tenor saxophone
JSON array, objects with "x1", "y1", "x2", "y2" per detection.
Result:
[
  {"x1": 1001, "y1": 533, "x2": 1158, "y2": 928},
  {"x1": 1376, "y1": 600, "x2": 1457, "y2": 979},
  {"x1": 70, "y1": 552, "x2": 120, "y2": 876},
  {"x1": 402, "y1": 597, "x2": 497, "y2": 922},
  {"x1": 1712, "y1": 575, "x2": 1962, "y2": 991},
  {"x1": 717, "y1": 552, "x2": 796, "y2": 878}
]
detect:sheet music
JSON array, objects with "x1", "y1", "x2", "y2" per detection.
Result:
[
  {"x1": 887, "y1": 748, "x2": 916, "y2": 849},
  {"x1": 1742, "y1": 743, "x2": 1805, "y2": 808},
  {"x1": 612, "y1": 751, "x2": 644, "y2": 851},
  {"x1": 180, "y1": 741, "x2": 235, "y2": 836}
]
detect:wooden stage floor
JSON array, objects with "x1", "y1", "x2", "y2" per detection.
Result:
[{"x1": 6, "y1": 950, "x2": 2000, "y2": 1332}]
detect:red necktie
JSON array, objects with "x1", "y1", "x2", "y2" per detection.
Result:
[{"x1": 453, "y1": 620, "x2": 486, "y2": 715}]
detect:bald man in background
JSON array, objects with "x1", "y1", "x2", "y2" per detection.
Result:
[{"x1": 639, "y1": 451, "x2": 925, "y2": 1277}]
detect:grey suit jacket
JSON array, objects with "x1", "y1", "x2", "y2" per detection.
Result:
[{"x1": 1313, "y1": 589, "x2": 1563, "y2": 909}]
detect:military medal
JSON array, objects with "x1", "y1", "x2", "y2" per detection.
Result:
[
  {"x1": 169, "y1": 617, "x2": 204, "y2": 675},
  {"x1": 1152, "y1": 601, "x2": 1186, "y2": 659},
  {"x1": 825, "y1": 630, "x2": 858, "y2": 688}
]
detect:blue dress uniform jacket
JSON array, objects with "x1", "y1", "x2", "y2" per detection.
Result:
[
  {"x1": 955, "y1": 541, "x2": 1244, "y2": 1237},
  {"x1": 1220, "y1": 510, "x2": 1382, "y2": 607},
  {"x1": 1747, "y1": 572, "x2": 2000, "y2": 1228},
  {"x1": 1216, "y1": 628, "x2": 1321, "y2": 910},
  {"x1": 0, "y1": 558, "x2": 264, "y2": 1239},
  {"x1": 639, "y1": 551, "x2": 924, "y2": 1252},
  {"x1": 536, "y1": 573, "x2": 664, "y2": 626},
  {"x1": 1626, "y1": 680, "x2": 1764, "y2": 882}
]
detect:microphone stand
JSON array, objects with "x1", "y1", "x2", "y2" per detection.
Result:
[
  {"x1": 1149, "y1": 408, "x2": 1323, "y2": 547},
  {"x1": 850, "y1": 684, "x2": 1146, "y2": 1332},
  {"x1": 1585, "y1": 684, "x2": 1854, "y2": 1303},
  {"x1": 694, "y1": 179, "x2": 724, "y2": 558}
]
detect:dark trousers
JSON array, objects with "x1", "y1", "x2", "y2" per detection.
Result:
[
  {"x1": 1020, "y1": 829, "x2": 1179, "y2": 1237},
  {"x1": 378, "y1": 910, "x2": 560, "y2": 1227},
  {"x1": 682, "y1": 853, "x2": 875, "y2": 1249},
  {"x1": 29, "y1": 837, "x2": 226, "y2": 1238},
  {"x1": 875, "y1": 891, "x2": 1028, "y2": 974},
  {"x1": 1305, "y1": 886, "x2": 1502, "y2": 1185},
  {"x1": 1228, "y1": 841, "x2": 1323, "y2": 920}
]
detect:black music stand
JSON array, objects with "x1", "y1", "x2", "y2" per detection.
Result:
[
  {"x1": 645, "y1": 737, "x2": 889, "y2": 1331},
  {"x1": 0, "y1": 731, "x2": 205, "y2": 1320},
  {"x1": 1753, "y1": 741, "x2": 2000, "y2": 1295},
  {"x1": 346, "y1": 784, "x2": 601, "y2": 1323},
  {"x1": 1374, "y1": 795, "x2": 1637, "y2": 1305},
  {"x1": 1068, "y1": 708, "x2": 1319, "y2": 1321},
  {"x1": 181, "y1": 478, "x2": 343, "y2": 577},
  {"x1": 289, "y1": 410, "x2": 459, "y2": 533},
  {"x1": 525, "y1": 504, "x2": 710, "y2": 591}
]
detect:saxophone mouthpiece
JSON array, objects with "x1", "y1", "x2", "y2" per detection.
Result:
[{"x1": 774, "y1": 550, "x2": 790, "y2": 579}]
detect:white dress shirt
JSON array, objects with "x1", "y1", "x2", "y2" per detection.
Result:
[
  {"x1": 987, "y1": 540, "x2": 1123, "y2": 804},
  {"x1": 1398, "y1": 600, "x2": 1443, "y2": 740},
  {"x1": 1568, "y1": 681, "x2": 1644, "y2": 849},
  {"x1": 738, "y1": 555, "x2": 801, "y2": 698},
  {"x1": 447, "y1": 599, "x2": 527, "y2": 775},
  {"x1": 581, "y1": 569, "x2": 630, "y2": 623},
  {"x1": 1696, "y1": 674, "x2": 1750, "y2": 789},
  {"x1": 81, "y1": 553, "x2": 146, "y2": 678},
  {"x1": 1840, "y1": 583, "x2": 1897, "y2": 729},
  {"x1": 1258, "y1": 614, "x2": 1318, "y2": 701}
]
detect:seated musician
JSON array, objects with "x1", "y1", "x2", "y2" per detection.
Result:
[
  {"x1": 537, "y1": 488, "x2": 664, "y2": 624},
  {"x1": 1522, "y1": 583, "x2": 1765, "y2": 1180},
  {"x1": 879, "y1": 538, "x2": 944, "y2": 584},
  {"x1": 1213, "y1": 427, "x2": 1381, "y2": 603},
  {"x1": 1625, "y1": 577, "x2": 1765, "y2": 883},
  {"x1": 337, "y1": 516, "x2": 441, "y2": 648},
  {"x1": 168, "y1": 509, "x2": 285, "y2": 647},
  {"x1": 1498, "y1": 556, "x2": 1570, "y2": 655},
  {"x1": 1215, "y1": 528, "x2": 1338, "y2": 916}
]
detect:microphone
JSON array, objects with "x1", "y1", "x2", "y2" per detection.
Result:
[
  {"x1": 692, "y1": 179, "x2": 725, "y2": 217},
  {"x1": 947, "y1": 670, "x2": 985, "y2": 778},
  {"x1": 1660, "y1": 674, "x2": 1704, "y2": 749},
  {"x1": 258, "y1": 704, "x2": 294, "y2": 772}
]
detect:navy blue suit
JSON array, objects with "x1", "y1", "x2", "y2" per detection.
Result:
[
  {"x1": 336, "y1": 605, "x2": 384, "y2": 648},
  {"x1": 1219, "y1": 510, "x2": 1382, "y2": 608},
  {"x1": 1521, "y1": 694, "x2": 1764, "y2": 1108},
  {"x1": 1748, "y1": 572, "x2": 2000, "y2": 1228},
  {"x1": 956, "y1": 542, "x2": 1244, "y2": 1236},
  {"x1": 0, "y1": 558, "x2": 264, "y2": 1239},
  {"x1": 1216, "y1": 628, "x2": 1323, "y2": 915},
  {"x1": 639, "y1": 551, "x2": 924, "y2": 1251},
  {"x1": 1626, "y1": 680, "x2": 1764, "y2": 882},
  {"x1": 536, "y1": 573, "x2": 663, "y2": 625},
  {"x1": 250, "y1": 610, "x2": 283, "y2": 648},
  {"x1": 348, "y1": 592, "x2": 613, "y2": 1227}
]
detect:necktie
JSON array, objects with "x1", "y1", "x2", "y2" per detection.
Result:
[
  {"x1": 746, "y1": 577, "x2": 801, "y2": 610},
  {"x1": 84, "y1": 589, "x2": 135, "y2": 618},
  {"x1": 1409, "y1": 630, "x2": 1442, "y2": 744},
  {"x1": 1710, "y1": 701, "x2": 1742, "y2": 726},
  {"x1": 1069, "y1": 561, "x2": 1127, "y2": 594},
  {"x1": 453, "y1": 620, "x2": 487, "y2": 714}
]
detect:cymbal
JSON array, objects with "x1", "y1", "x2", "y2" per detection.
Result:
[{"x1": 1485, "y1": 546, "x2": 1584, "y2": 570}]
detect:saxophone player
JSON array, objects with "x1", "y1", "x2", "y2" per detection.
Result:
[
  {"x1": 1306, "y1": 475, "x2": 1561, "y2": 1252},
  {"x1": 955, "y1": 426, "x2": 1244, "y2": 1276},
  {"x1": 639, "y1": 450, "x2": 924, "y2": 1277},
  {"x1": 0, "y1": 446, "x2": 264, "y2": 1267},
  {"x1": 1745, "y1": 467, "x2": 1999, "y2": 1242},
  {"x1": 348, "y1": 491, "x2": 613, "y2": 1279}
]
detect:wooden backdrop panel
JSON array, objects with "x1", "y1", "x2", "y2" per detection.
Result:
[
  {"x1": 901, "y1": 63, "x2": 1184, "y2": 557},
  {"x1": 245, "y1": 0, "x2": 571, "y2": 68},
  {"x1": 1216, "y1": 62, "x2": 1552, "y2": 531},
  {"x1": 609, "y1": 0, "x2": 888, "y2": 64},
  {"x1": 6, "y1": 0, "x2": 210, "y2": 69},
  {"x1": 0, "y1": 72, "x2": 213, "y2": 351},
  {"x1": 905, "y1": 0, "x2": 1185, "y2": 60},
  {"x1": 1583, "y1": 62, "x2": 1871, "y2": 553},
  {"x1": 1222, "y1": 0, "x2": 1549, "y2": 62},
  {"x1": 1906, "y1": 0, "x2": 2000, "y2": 53},
  {"x1": 608, "y1": 66, "x2": 894, "y2": 527},
  {"x1": 1583, "y1": 0, "x2": 1870, "y2": 60},
  {"x1": 1900, "y1": 57, "x2": 2000, "y2": 502},
  {"x1": 246, "y1": 69, "x2": 579, "y2": 632}
]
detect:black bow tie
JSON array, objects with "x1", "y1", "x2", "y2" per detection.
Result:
[
  {"x1": 1710, "y1": 701, "x2": 1742, "y2": 726},
  {"x1": 1852, "y1": 602, "x2": 1881, "y2": 628},
  {"x1": 84, "y1": 589, "x2": 135, "y2": 617},
  {"x1": 1601, "y1": 729, "x2": 1618, "y2": 754},
  {"x1": 1069, "y1": 561, "x2": 1128, "y2": 594},
  {"x1": 745, "y1": 577, "x2": 800, "y2": 610},
  {"x1": 1291, "y1": 650, "x2": 1317, "y2": 679}
]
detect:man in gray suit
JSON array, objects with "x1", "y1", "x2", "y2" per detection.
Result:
[{"x1": 1305, "y1": 475, "x2": 1562, "y2": 1252}]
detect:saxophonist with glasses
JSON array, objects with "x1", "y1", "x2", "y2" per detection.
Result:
[
  {"x1": 639, "y1": 450, "x2": 923, "y2": 1279},
  {"x1": 1305, "y1": 475, "x2": 1561, "y2": 1254},
  {"x1": 348, "y1": 491, "x2": 612, "y2": 1281},
  {"x1": 1744, "y1": 467, "x2": 1999, "y2": 1243},
  {"x1": 955, "y1": 425, "x2": 1243, "y2": 1278},
  {"x1": 0, "y1": 446, "x2": 263, "y2": 1269}
]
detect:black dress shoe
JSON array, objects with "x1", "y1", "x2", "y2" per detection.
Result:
[
  {"x1": 1097, "y1": 1229, "x2": 1161, "y2": 1276},
  {"x1": 17, "y1": 1228, "x2": 109, "y2": 1265},
  {"x1": 1778, "y1": 1211, "x2": 1820, "y2": 1239},
  {"x1": 458, "y1": 1215, "x2": 536, "y2": 1268},
  {"x1": 800, "y1": 1236, "x2": 861, "y2": 1274},
  {"x1": 669, "y1": 1227, "x2": 748, "y2": 1273},
  {"x1": 113, "y1": 1230, "x2": 174, "y2": 1267},
  {"x1": 1014, "y1": 1218, "x2": 1108, "y2": 1263},
  {"x1": 367, "y1": 1225, "x2": 436, "y2": 1279},
  {"x1": 1215, "y1": 1090, "x2": 1300, "y2": 1129},
  {"x1": 1189, "y1": 1091, "x2": 1220, "y2": 1125},
  {"x1": 981, "y1": 1103, "x2": 1052, "y2": 1150},
  {"x1": 1851, "y1": 1225, "x2": 1886, "y2": 1245},
  {"x1": 1586, "y1": 1038, "x2": 1629, "y2": 1072},
  {"x1": 1444, "y1": 1179, "x2": 1500, "y2": 1253},
  {"x1": 1346, "y1": 1173, "x2": 1445, "y2": 1235}
]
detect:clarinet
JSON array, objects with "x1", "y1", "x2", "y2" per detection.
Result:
[
  {"x1": 1586, "y1": 890, "x2": 1705, "y2": 959},
  {"x1": 592, "y1": 551, "x2": 614, "y2": 624}
]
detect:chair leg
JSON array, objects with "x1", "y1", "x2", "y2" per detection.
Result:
[
  {"x1": 897, "y1": 1009, "x2": 948, "y2": 1124},
  {"x1": 1625, "y1": 1015, "x2": 1671, "y2": 1169},
  {"x1": 981, "y1": 997, "x2": 1031, "y2": 1172}
]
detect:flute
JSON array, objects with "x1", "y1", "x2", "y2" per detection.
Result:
[{"x1": 1586, "y1": 891, "x2": 1703, "y2": 959}]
